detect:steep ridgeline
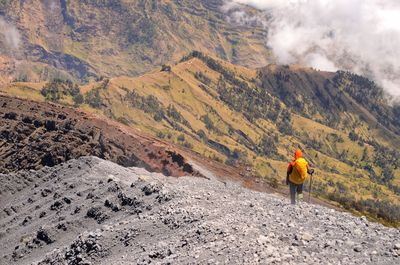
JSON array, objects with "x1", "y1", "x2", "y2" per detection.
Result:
[
  {"x1": 258, "y1": 65, "x2": 400, "y2": 137},
  {"x1": 0, "y1": 157, "x2": 399, "y2": 264},
  {"x1": 2, "y1": 52, "x2": 400, "y2": 226},
  {"x1": 0, "y1": 0, "x2": 269, "y2": 83},
  {"x1": 0, "y1": 95, "x2": 200, "y2": 177}
]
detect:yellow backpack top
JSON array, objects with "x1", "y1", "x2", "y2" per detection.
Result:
[{"x1": 289, "y1": 157, "x2": 308, "y2": 184}]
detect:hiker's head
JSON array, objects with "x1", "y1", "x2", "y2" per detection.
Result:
[{"x1": 294, "y1": 149, "x2": 302, "y2": 159}]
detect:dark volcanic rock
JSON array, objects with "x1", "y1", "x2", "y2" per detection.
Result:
[
  {"x1": 36, "y1": 228, "x2": 55, "y2": 244},
  {"x1": 86, "y1": 207, "x2": 108, "y2": 224},
  {"x1": 0, "y1": 95, "x2": 203, "y2": 178}
]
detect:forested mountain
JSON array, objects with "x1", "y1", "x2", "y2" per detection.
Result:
[{"x1": 0, "y1": 0, "x2": 269, "y2": 83}]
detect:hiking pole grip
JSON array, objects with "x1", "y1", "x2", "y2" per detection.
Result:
[{"x1": 308, "y1": 169, "x2": 314, "y2": 203}]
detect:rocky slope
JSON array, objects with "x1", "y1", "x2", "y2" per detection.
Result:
[
  {"x1": 0, "y1": 156, "x2": 399, "y2": 265},
  {"x1": 0, "y1": 95, "x2": 199, "y2": 177}
]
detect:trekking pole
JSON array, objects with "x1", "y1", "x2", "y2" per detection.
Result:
[{"x1": 308, "y1": 169, "x2": 314, "y2": 203}]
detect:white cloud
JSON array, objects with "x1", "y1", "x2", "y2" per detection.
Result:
[
  {"x1": 225, "y1": 0, "x2": 400, "y2": 96},
  {"x1": 0, "y1": 17, "x2": 21, "y2": 51}
]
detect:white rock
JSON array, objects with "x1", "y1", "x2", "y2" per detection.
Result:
[
  {"x1": 257, "y1": 235, "x2": 269, "y2": 245},
  {"x1": 301, "y1": 232, "x2": 313, "y2": 241},
  {"x1": 353, "y1": 228, "x2": 362, "y2": 236}
]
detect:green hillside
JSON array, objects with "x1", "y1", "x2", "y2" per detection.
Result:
[
  {"x1": 0, "y1": 0, "x2": 269, "y2": 83},
  {"x1": 3, "y1": 51, "x2": 400, "y2": 226}
]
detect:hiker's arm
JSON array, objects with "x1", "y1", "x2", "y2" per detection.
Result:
[
  {"x1": 286, "y1": 173, "x2": 289, "y2": 185},
  {"x1": 286, "y1": 164, "x2": 293, "y2": 185}
]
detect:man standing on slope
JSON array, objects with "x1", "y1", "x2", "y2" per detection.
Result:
[{"x1": 286, "y1": 149, "x2": 313, "y2": 205}]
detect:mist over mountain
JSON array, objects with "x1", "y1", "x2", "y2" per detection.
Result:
[
  {"x1": 226, "y1": 0, "x2": 400, "y2": 97},
  {"x1": 0, "y1": 17, "x2": 21, "y2": 52}
]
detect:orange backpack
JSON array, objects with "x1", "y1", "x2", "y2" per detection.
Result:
[{"x1": 289, "y1": 157, "x2": 308, "y2": 184}]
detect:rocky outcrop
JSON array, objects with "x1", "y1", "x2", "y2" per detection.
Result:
[
  {"x1": 0, "y1": 95, "x2": 199, "y2": 177},
  {"x1": 25, "y1": 44, "x2": 97, "y2": 80},
  {"x1": 0, "y1": 157, "x2": 399, "y2": 264}
]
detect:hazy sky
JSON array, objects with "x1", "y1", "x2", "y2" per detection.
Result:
[{"x1": 225, "y1": 0, "x2": 400, "y2": 96}]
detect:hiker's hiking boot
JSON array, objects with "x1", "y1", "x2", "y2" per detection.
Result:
[{"x1": 297, "y1": 193, "x2": 304, "y2": 202}]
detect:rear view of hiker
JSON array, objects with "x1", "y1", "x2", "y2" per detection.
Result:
[{"x1": 286, "y1": 149, "x2": 314, "y2": 205}]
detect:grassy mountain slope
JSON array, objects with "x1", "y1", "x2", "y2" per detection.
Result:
[
  {"x1": 3, "y1": 52, "x2": 400, "y2": 226},
  {"x1": 0, "y1": 0, "x2": 269, "y2": 83}
]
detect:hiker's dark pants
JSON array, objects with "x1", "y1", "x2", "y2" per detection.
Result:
[{"x1": 289, "y1": 181, "x2": 303, "y2": 205}]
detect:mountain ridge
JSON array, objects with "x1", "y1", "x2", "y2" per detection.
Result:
[{"x1": 0, "y1": 0, "x2": 270, "y2": 83}]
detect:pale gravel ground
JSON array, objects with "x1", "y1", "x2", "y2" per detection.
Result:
[{"x1": 0, "y1": 156, "x2": 399, "y2": 265}]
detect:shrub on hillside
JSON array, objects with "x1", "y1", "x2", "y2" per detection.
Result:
[
  {"x1": 161, "y1": 65, "x2": 171, "y2": 72},
  {"x1": 41, "y1": 79, "x2": 81, "y2": 103},
  {"x1": 201, "y1": 114, "x2": 214, "y2": 131},
  {"x1": 116, "y1": 116, "x2": 130, "y2": 125},
  {"x1": 277, "y1": 119, "x2": 292, "y2": 135},
  {"x1": 196, "y1": 129, "x2": 207, "y2": 141},
  {"x1": 85, "y1": 88, "x2": 103, "y2": 109},
  {"x1": 73, "y1": 93, "x2": 84, "y2": 106},
  {"x1": 181, "y1": 141, "x2": 193, "y2": 149},
  {"x1": 124, "y1": 16, "x2": 156, "y2": 46},
  {"x1": 258, "y1": 134, "x2": 279, "y2": 158},
  {"x1": 225, "y1": 157, "x2": 236, "y2": 166},
  {"x1": 348, "y1": 131, "x2": 359, "y2": 141},
  {"x1": 327, "y1": 192, "x2": 400, "y2": 224},
  {"x1": 194, "y1": 71, "x2": 211, "y2": 86},
  {"x1": 177, "y1": 134, "x2": 185, "y2": 142}
]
